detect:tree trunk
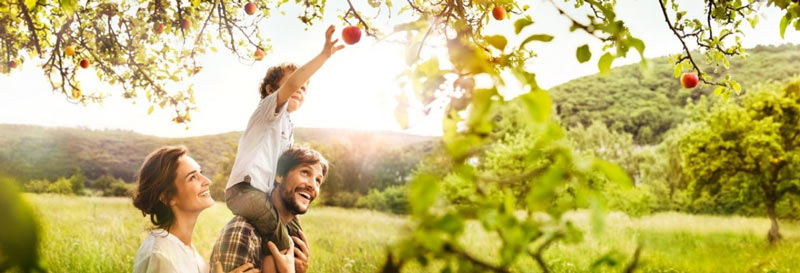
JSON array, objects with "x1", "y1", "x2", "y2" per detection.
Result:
[{"x1": 766, "y1": 202, "x2": 783, "y2": 243}]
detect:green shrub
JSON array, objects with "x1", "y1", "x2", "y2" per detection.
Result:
[
  {"x1": 356, "y1": 185, "x2": 408, "y2": 214},
  {"x1": 104, "y1": 181, "x2": 133, "y2": 197},
  {"x1": 324, "y1": 191, "x2": 361, "y2": 208},
  {"x1": 23, "y1": 179, "x2": 51, "y2": 193},
  {"x1": 46, "y1": 178, "x2": 73, "y2": 195}
]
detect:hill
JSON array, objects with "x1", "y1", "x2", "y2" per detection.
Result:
[
  {"x1": 0, "y1": 124, "x2": 435, "y2": 182},
  {"x1": 550, "y1": 43, "x2": 800, "y2": 144}
]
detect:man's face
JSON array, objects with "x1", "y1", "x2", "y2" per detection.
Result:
[{"x1": 276, "y1": 162, "x2": 324, "y2": 215}]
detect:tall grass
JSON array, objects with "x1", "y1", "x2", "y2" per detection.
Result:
[{"x1": 25, "y1": 194, "x2": 800, "y2": 273}]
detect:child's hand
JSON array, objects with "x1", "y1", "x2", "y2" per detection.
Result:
[{"x1": 320, "y1": 25, "x2": 345, "y2": 58}]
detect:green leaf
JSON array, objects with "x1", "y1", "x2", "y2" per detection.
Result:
[
  {"x1": 629, "y1": 37, "x2": 645, "y2": 55},
  {"x1": 514, "y1": 17, "x2": 533, "y2": 34},
  {"x1": 59, "y1": 0, "x2": 78, "y2": 14},
  {"x1": 598, "y1": 52, "x2": 614, "y2": 75},
  {"x1": 780, "y1": 15, "x2": 789, "y2": 39},
  {"x1": 409, "y1": 174, "x2": 439, "y2": 216},
  {"x1": 673, "y1": 63, "x2": 682, "y2": 78},
  {"x1": 485, "y1": 35, "x2": 508, "y2": 51},
  {"x1": 520, "y1": 34, "x2": 553, "y2": 49},
  {"x1": 518, "y1": 89, "x2": 552, "y2": 123},
  {"x1": 191, "y1": 0, "x2": 200, "y2": 7},
  {"x1": 148, "y1": 105, "x2": 154, "y2": 115},
  {"x1": 732, "y1": 80, "x2": 742, "y2": 94},
  {"x1": 25, "y1": 0, "x2": 36, "y2": 9},
  {"x1": 593, "y1": 160, "x2": 632, "y2": 187},
  {"x1": 576, "y1": 44, "x2": 591, "y2": 63},
  {"x1": 394, "y1": 104, "x2": 409, "y2": 129}
]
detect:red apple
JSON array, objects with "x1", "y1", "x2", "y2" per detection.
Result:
[
  {"x1": 244, "y1": 2, "x2": 257, "y2": 15},
  {"x1": 254, "y1": 48, "x2": 265, "y2": 61},
  {"x1": 154, "y1": 22, "x2": 165, "y2": 34},
  {"x1": 492, "y1": 6, "x2": 506, "y2": 20},
  {"x1": 681, "y1": 72, "x2": 699, "y2": 89},
  {"x1": 9, "y1": 60, "x2": 18, "y2": 69},
  {"x1": 181, "y1": 18, "x2": 191, "y2": 30},
  {"x1": 80, "y1": 59, "x2": 90, "y2": 69},
  {"x1": 341, "y1": 26, "x2": 361, "y2": 45}
]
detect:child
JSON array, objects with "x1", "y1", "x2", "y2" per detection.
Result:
[{"x1": 224, "y1": 25, "x2": 344, "y2": 250}]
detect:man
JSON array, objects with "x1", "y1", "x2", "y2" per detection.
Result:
[{"x1": 210, "y1": 147, "x2": 328, "y2": 273}]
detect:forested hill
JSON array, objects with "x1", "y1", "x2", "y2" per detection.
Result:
[
  {"x1": 550, "y1": 43, "x2": 800, "y2": 144},
  {"x1": 0, "y1": 124, "x2": 434, "y2": 182}
]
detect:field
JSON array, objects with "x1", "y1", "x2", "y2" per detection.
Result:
[{"x1": 26, "y1": 194, "x2": 800, "y2": 273}]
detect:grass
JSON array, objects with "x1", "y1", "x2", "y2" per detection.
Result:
[{"x1": 24, "y1": 194, "x2": 800, "y2": 273}]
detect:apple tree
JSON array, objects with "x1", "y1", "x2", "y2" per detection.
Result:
[{"x1": 680, "y1": 79, "x2": 800, "y2": 244}]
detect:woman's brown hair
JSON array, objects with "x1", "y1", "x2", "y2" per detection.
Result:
[
  {"x1": 132, "y1": 145, "x2": 187, "y2": 230},
  {"x1": 258, "y1": 63, "x2": 297, "y2": 99}
]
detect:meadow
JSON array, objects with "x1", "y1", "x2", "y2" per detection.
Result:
[{"x1": 26, "y1": 194, "x2": 800, "y2": 273}]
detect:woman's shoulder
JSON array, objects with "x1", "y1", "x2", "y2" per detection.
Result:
[
  {"x1": 135, "y1": 230, "x2": 186, "y2": 258},
  {"x1": 134, "y1": 230, "x2": 206, "y2": 273}
]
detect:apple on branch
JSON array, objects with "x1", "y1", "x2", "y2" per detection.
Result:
[
  {"x1": 492, "y1": 6, "x2": 506, "y2": 20},
  {"x1": 342, "y1": 26, "x2": 361, "y2": 45},
  {"x1": 681, "y1": 72, "x2": 699, "y2": 89},
  {"x1": 245, "y1": 2, "x2": 257, "y2": 15}
]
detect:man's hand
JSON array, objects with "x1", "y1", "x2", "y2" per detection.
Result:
[
  {"x1": 292, "y1": 230, "x2": 311, "y2": 273},
  {"x1": 264, "y1": 241, "x2": 296, "y2": 273},
  {"x1": 320, "y1": 25, "x2": 345, "y2": 58}
]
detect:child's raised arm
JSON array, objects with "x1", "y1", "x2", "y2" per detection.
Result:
[{"x1": 275, "y1": 25, "x2": 345, "y2": 108}]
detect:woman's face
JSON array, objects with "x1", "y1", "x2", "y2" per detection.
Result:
[{"x1": 169, "y1": 155, "x2": 214, "y2": 214}]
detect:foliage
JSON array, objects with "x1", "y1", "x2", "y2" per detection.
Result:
[
  {"x1": 23, "y1": 179, "x2": 52, "y2": 194},
  {"x1": 105, "y1": 180, "x2": 134, "y2": 197},
  {"x1": 680, "y1": 78, "x2": 800, "y2": 243},
  {"x1": 46, "y1": 177, "x2": 74, "y2": 195},
  {"x1": 356, "y1": 185, "x2": 408, "y2": 214},
  {"x1": 0, "y1": 175, "x2": 42, "y2": 272}
]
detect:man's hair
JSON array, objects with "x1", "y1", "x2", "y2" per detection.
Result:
[
  {"x1": 259, "y1": 63, "x2": 297, "y2": 99},
  {"x1": 132, "y1": 145, "x2": 187, "y2": 230},
  {"x1": 275, "y1": 146, "x2": 328, "y2": 180}
]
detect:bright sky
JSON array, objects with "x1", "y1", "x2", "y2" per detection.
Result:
[{"x1": 0, "y1": 0, "x2": 798, "y2": 138}]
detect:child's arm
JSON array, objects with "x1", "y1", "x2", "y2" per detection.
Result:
[{"x1": 275, "y1": 25, "x2": 345, "y2": 108}]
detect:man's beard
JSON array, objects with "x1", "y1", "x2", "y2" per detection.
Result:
[{"x1": 278, "y1": 182, "x2": 308, "y2": 215}]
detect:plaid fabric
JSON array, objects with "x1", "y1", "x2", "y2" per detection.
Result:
[{"x1": 209, "y1": 216, "x2": 263, "y2": 272}]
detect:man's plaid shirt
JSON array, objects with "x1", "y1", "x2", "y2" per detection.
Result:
[{"x1": 209, "y1": 216, "x2": 263, "y2": 271}]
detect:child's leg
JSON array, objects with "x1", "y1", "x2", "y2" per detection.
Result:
[{"x1": 225, "y1": 182, "x2": 278, "y2": 236}]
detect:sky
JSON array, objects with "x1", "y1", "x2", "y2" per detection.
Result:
[{"x1": 0, "y1": 0, "x2": 798, "y2": 138}]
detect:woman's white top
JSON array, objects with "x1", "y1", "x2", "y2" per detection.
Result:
[{"x1": 133, "y1": 229, "x2": 208, "y2": 273}]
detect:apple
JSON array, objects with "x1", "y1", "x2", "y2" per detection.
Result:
[
  {"x1": 341, "y1": 26, "x2": 361, "y2": 45},
  {"x1": 65, "y1": 45, "x2": 75, "y2": 56},
  {"x1": 254, "y1": 48, "x2": 265, "y2": 61},
  {"x1": 154, "y1": 22, "x2": 165, "y2": 34},
  {"x1": 681, "y1": 72, "x2": 699, "y2": 89},
  {"x1": 245, "y1": 2, "x2": 257, "y2": 15},
  {"x1": 492, "y1": 6, "x2": 506, "y2": 20},
  {"x1": 9, "y1": 60, "x2": 18, "y2": 69},
  {"x1": 181, "y1": 18, "x2": 191, "y2": 30},
  {"x1": 80, "y1": 59, "x2": 90, "y2": 69}
]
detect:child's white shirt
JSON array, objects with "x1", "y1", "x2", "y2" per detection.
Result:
[{"x1": 225, "y1": 92, "x2": 294, "y2": 193}]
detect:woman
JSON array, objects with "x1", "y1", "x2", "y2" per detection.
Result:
[{"x1": 132, "y1": 145, "x2": 281, "y2": 273}]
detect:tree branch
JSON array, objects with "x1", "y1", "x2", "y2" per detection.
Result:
[
  {"x1": 18, "y1": 0, "x2": 43, "y2": 56},
  {"x1": 657, "y1": 0, "x2": 724, "y2": 87}
]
